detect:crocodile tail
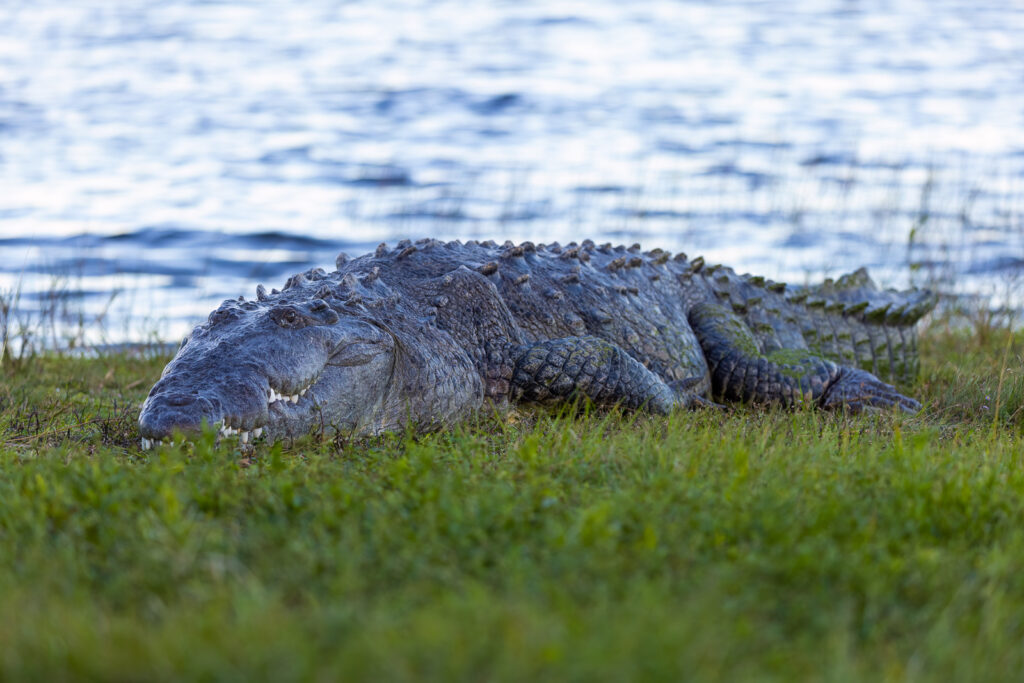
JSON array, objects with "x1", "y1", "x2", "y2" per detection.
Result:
[
  {"x1": 692, "y1": 262, "x2": 936, "y2": 385},
  {"x1": 785, "y1": 269, "x2": 937, "y2": 384}
]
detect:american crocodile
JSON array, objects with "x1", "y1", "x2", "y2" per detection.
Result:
[{"x1": 138, "y1": 239, "x2": 935, "y2": 448}]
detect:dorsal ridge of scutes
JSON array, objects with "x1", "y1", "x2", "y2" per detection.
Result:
[
  {"x1": 338, "y1": 272, "x2": 360, "y2": 295},
  {"x1": 784, "y1": 283, "x2": 935, "y2": 327},
  {"x1": 282, "y1": 266, "x2": 329, "y2": 291}
]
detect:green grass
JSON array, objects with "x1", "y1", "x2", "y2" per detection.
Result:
[{"x1": 0, "y1": 326, "x2": 1022, "y2": 682}]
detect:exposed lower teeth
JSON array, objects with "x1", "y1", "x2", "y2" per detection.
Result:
[
  {"x1": 141, "y1": 427, "x2": 266, "y2": 450},
  {"x1": 217, "y1": 425, "x2": 264, "y2": 442}
]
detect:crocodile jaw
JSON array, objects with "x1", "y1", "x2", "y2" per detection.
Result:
[{"x1": 138, "y1": 314, "x2": 396, "y2": 447}]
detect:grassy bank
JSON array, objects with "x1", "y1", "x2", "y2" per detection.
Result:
[{"x1": 0, "y1": 325, "x2": 1022, "y2": 681}]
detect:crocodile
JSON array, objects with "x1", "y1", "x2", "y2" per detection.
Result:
[{"x1": 138, "y1": 238, "x2": 936, "y2": 448}]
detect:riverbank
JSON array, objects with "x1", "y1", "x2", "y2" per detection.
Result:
[{"x1": 0, "y1": 323, "x2": 1021, "y2": 680}]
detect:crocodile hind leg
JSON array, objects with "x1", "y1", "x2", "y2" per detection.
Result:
[
  {"x1": 507, "y1": 336, "x2": 693, "y2": 414},
  {"x1": 688, "y1": 303, "x2": 921, "y2": 413}
]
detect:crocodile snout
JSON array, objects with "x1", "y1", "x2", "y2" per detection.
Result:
[
  {"x1": 138, "y1": 392, "x2": 221, "y2": 440},
  {"x1": 163, "y1": 393, "x2": 196, "y2": 407}
]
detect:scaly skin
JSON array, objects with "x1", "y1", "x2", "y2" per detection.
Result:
[{"x1": 138, "y1": 239, "x2": 936, "y2": 447}]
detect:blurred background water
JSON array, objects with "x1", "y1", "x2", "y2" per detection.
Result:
[{"x1": 1, "y1": 0, "x2": 1022, "y2": 347}]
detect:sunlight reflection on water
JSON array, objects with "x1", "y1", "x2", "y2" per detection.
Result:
[{"x1": 1, "y1": 0, "x2": 1022, "y2": 343}]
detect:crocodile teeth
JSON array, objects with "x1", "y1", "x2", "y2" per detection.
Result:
[
  {"x1": 267, "y1": 377, "x2": 317, "y2": 407},
  {"x1": 145, "y1": 424, "x2": 265, "y2": 448}
]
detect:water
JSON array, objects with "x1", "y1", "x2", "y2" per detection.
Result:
[{"x1": 1, "y1": 0, "x2": 1023, "y2": 345}]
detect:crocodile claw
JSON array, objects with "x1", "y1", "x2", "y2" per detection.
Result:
[
  {"x1": 667, "y1": 378, "x2": 724, "y2": 410},
  {"x1": 820, "y1": 367, "x2": 921, "y2": 414},
  {"x1": 690, "y1": 395, "x2": 728, "y2": 410}
]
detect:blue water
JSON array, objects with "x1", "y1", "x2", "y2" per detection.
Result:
[{"x1": 1, "y1": 0, "x2": 1023, "y2": 344}]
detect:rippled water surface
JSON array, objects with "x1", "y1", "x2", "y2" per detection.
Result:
[{"x1": 1, "y1": 0, "x2": 1023, "y2": 343}]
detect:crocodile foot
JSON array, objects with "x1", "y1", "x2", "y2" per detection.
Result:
[
  {"x1": 667, "y1": 378, "x2": 724, "y2": 410},
  {"x1": 690, "y1": 395, "x2": 727, "y2": 410},
  {"x1": 820, "y1": 367, "x2": 921, "y2": 414}
]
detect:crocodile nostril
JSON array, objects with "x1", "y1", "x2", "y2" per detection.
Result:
[{"x1": 165, "y1": 393, "x2": 194, "y2": 407}]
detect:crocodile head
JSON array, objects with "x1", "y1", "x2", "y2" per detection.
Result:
[{"x1": 138, "y1": 292, "x2": 398, "y2": 447}]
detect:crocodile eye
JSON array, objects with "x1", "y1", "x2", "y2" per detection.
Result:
[{"x1": 271, "y1": 306, "x2": 308, "y2": 329}]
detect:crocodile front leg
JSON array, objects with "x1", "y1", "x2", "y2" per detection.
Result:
[
  {"x1": 507, "y1": 336, "x2": 684, "y2": 414},
  {"x1": 688, "y1": 303, "x2": 921, "y2": 413}
]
